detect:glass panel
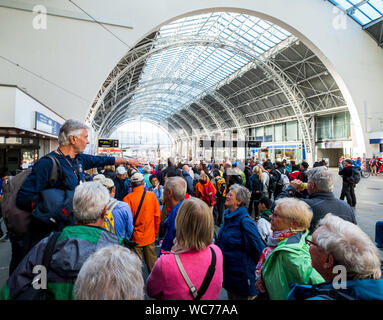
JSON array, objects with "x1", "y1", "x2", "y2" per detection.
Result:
[
  {"x1": 264, "y1": 125, "x2": 273, "y2": 142},
  {"x1": 255, "y1": 127, "x2": 264, "y2": 137},
  {"x1": 127, "y1": 12, "x2": 292, "y2": 115},
  {"x1": 352, "y1": 8, "x2": 373, "y2": 24},
  {"x1": 286, "y1": 121, "x2": 298, "y2": 141},
  {"x1": 359, "y1": 3, "x2": 381, "y2": 20},
  {"x1": 274, "y1": 123, "x2": 284, "y2": 142},
  {"x1": 369, "y1": 0, "x2": 383, "y2": 14},
  {"x1": 334, "y1": 112, "x2": 351, "y2": 139},
  {"x1": 317, "y1": 116, "x2": 333, "y2": 140}
]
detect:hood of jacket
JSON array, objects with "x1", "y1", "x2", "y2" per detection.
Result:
[{"x1": 49, "y1": 225, "x2": 121, "y2": 279}]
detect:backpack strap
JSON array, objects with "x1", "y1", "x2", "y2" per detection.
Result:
[
  {"x1": 175, "y1": 247, "x2": 217, "y2": 300},
  {"x1": 45, "y1": 155, "x2": 66, "y2": 188},
  {"x1": 132, "y1": 190, "x2": 146, "y2": 227},
  {"x1": 41, "y1": 232, "x2": 61, "y2": 274},
  {"x1": 107, "y1": 199, "x2": 119, "y2": 212}
]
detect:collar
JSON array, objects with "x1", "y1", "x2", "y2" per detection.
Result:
[
  {"x1": 169, "y1": 200, "x2": 183, "y2": 215},
  {"x1": 224, "y1": 206, "x2": 248, "y2": 219},
  {"x1": 308, "y1": 192, "x2": 335, "y2": 199}
]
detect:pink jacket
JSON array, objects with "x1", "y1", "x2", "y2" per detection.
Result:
[{"x1": 146, "y1": 244, "x2": 223, "y2": 300}]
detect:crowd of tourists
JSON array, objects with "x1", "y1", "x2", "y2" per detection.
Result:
[{"x1": 0, "y1": 119, "x2": 382, "y2": 301}]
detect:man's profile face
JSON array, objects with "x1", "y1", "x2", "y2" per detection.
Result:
[{"x1": 72, "y1": 129, "x2": 89, "y2": 154}]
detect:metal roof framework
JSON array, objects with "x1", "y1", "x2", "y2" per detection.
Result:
[{"x1": 87, "y1": 11, "x2": 347, "y2": 163}]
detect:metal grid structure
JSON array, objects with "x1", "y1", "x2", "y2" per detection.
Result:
[
  {"x1": 87, "y1": 11, "x2": 347, "y2": 163},
  {"x1": 328, "y1": 0, "x2": 383, "y2": 47}
]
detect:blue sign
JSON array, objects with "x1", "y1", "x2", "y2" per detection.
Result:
[
  {"x1": 370, "y1": 139, "x2": 383, "y2": 144},
  {"x1": 35, "y1": 112, "x2": 61, "y2": 136}
]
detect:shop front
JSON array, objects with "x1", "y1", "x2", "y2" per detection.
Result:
[
  {"x1": 255, "y1": 143, "x2": 304, "y2": 162},
  {"x1": 316, "y1": 141, "x2": 352, "y2": 167}
]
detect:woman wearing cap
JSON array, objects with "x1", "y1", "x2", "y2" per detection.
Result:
[{"x1": 146, "y1": 197, "x2": 223, "y2": 300}]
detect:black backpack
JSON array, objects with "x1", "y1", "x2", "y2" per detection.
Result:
[
  {"x1": 267, "y1": 171, "x2": 279, "y2": 193},
  {"x1": 348, "y1": 167, "x2": 361, "y2": 184}
]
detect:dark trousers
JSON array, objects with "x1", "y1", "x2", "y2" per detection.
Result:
[
  {"x1": 248, "y1": 192, "x2": 261, "y2": 219},
  {"x1": 9, "y1": 218, "x2": 55, "y2": 276},
  {"x1": 213, "y1": 197, "x2": 225, "y2": 227},
  {"x1": 8, "y1": 231, "x2": 31, "y2": 276},
  {"x1": 340, "y1": 181, "x2": 356, "y2": 207}
]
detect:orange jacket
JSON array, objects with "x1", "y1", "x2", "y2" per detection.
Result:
[
  {"x1": 195, "y1": 179, "x2": 216, "y2": 206},
  {"x1": 123, "y1": 186, "x2": 161, "y2": 247}
]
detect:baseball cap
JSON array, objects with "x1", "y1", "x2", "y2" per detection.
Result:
[
  {"x1": 116, "y1": 166, "x2": 127, "y2": 175},
  {"x1": 100, "y1": 178, "x2": 115, "y2": 189},
  {"x1": 93, "y1": 174, "x2": 105, "y2": 181},
  {"x1": 131, "y1": 172, "x2": 144, "y2": 183}
]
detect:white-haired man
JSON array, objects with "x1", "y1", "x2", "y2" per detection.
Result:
[
  {"x1": 277, "y1": 166, "x2": 356, "y2": 233},
  {"x1": 288, "y1": 213, "x2": 383, "y2": 300},
  {"x1": 1, "y1": 181, "x2": 134, "y2": 300}
]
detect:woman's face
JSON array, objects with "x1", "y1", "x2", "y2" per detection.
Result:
[
  {"x1": 224, "y1": 190, "x2": 241, "y2": 211},
  {"x1": 151, "y1": 177, "x2": 159, "y2": 187},
  {"x1": 270, "y1": 205, "x2": 292, "y2": 231}
]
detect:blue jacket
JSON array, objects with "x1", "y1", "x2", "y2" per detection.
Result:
[
  {"x1": 161, "y1": 200, "x2": 184, "y2": 253},
  {"x1": 217, "y1": 206, "x2": 265, "y2": 296},
  {"x1": 182, "y1": 170, "x2": 194, "y2": 196},
  {"x1": 113, "y1": 177, "x2": 131, "y2": 201},
  {"x1": 109, "y1": 198, "x2": 134, "y2": 239},
  {"x1": 288, "y1": 279, "x2": 383, "y2": 300},
  {"x1": 16, "y1": 151, "x2": 115, "y2": 212}
]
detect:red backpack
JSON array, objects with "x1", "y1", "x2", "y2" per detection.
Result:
[{"x1": 203, "y1": 182, "x2": 217, "y2": 207}]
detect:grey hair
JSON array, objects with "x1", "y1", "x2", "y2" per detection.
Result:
[
  {"x1": 229, "y1": 184, "x2": 251, "y2": 207},
  {"x1": 58, "y1": 119, "x2": 89, "y2": 146},
  {"x1": 165, "y1": 176, "x2": 186, "y2": 201},
  {"x1": 143, "y1": 165, "x2": 152, "y2": 174},
  {"x1": 73, "y1": 181, "x2": 109, "y2": 224},
  {"x1": 315, "y1": 213, "x2": 381, "y2": 280},
  {"x1": 74, "y1": 245, "x2": 144, "y2": 300},
  {"x1": 307, "y1": 166, "x2": 334, "y2": 193}
]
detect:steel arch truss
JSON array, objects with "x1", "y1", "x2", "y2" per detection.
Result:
[{"x1": 88, "y1": 12, "x2": 346, "y2": 165}]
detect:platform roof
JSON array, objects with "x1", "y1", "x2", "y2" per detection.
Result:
[{"x1": 89, "y1": 11, "x2": 346, "y2": 138}]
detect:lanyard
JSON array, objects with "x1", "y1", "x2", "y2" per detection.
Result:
[{"x1": 57, "y1": 148, "x2": 82, "y2": 183}]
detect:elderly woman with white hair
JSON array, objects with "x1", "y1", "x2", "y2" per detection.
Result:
[
  {"x1": 255, "y1": 197, "x2": 324, "y2": 300},
  {"x1": 74, "y1": 245, "x2": 144, "y2": 300},
  {"x1": 288, "y1": 213, "x2": 383, "y2": 300},
  {"x1": 216, "y1": 184, "x2": 266, "y2": 300}
]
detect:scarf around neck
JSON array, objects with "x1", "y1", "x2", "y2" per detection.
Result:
[{"x1": 266, "y1": 229, "x2": 297, "y2": 247}]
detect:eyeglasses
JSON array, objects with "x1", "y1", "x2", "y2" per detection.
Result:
[
  {"x1": 271, "y1": 212, "x2": 283, "y2": 219},
  {"x1": 305, "y1": 237, "x2": 318, "y2": 247}
]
